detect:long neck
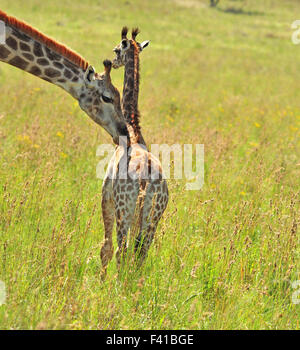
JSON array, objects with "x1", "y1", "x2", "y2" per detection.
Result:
[
  {"x1": 122, "y1": 43, "x2": 146, "y2": 147},
  {"x1": 0, "y1": 11, "x2": 87, "y2": 99}
]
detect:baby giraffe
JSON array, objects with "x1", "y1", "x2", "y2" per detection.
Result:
[{"x1": 100, "y1": 28, "x2": 168, "y2": 275}]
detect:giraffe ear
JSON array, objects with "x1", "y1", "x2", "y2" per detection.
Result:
[
  {"x1": 140, "y1": 40, "x2": 150, "y2": 51},
  {"x1": 121, "y1": 39, "x2": 130, "y2": 50},
  {"x1": 84, "y1": 65, "x2": 95, "y2": 83}
]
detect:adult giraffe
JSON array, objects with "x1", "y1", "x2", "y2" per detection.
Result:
[
  {"x1": 0, "y1": 10, "x2": 129, "y2": 143},
  {"x1": 100, "y1": 28, "x2": 168, "y2": 275}
]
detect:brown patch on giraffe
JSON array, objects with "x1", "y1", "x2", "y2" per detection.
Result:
[
  {"x1": 57, "y1": 78, "x2": 66, "y2": 83},
  {"x1": 64, "y1": 69, "x2": 72, "y2": 79},
  {"x1": 0, "y1": 9, "x2": 89, "y2": 70},
  {"x1": 156, "y1": 193, "x2": 162, "y2": 202},
  {"x1": 126, "y1": 77, "x2": 134, "y2": 87},
  {"x1": 125, "y1": 66, "x2": 134, "y2": 74},
  {"x1": 37, "y1": 58, "x2": 49, "y2": 66},
  {"x1": 8, "y1": 56, "x2": 28, "y2": 70},
  {"x1": 93, "y1": 98, "x2": 100, "y2": 105},
  {"x1": 20, "y1": 42, "x2": 31, "y2": 51},
  {"x1": 63, "y1": 59, "x2": 80, "y2": 75},
  {"x1": 11, "y1": 29, "x2": 30, "y2": 42},
  {"x1": 22, "y1": 53, "x2": 34, "y2": 61},
  {"x1": 29, "y1": 65, "x2": 42, "y2": 76},
  {"x1": 45, "y1": 47, "x2": 61, "y2": 61},
  {"x1": 0, "y1": 46, "x2": 11, "y2": 59},
  {"x1": 6, "y1": 37, "x2": 18, "y2": 50},
  {"x1": 53, "y1": 61, "x2": 64, "y2": 69},
  {"x1": 42, "y1": 76, "x2": 51, "y2": 82},
  {"x1": 163, "y1": 181, "x2": 168, "y2": 192},
  {"x1": 33, "y1": 42, "x2": 43, "y2": 57},
  {"x1": 44, "y1": 68, "x2": 61, "y2": 78},
  {"x1": 140, "y1": 179, "x2": 147, "y2": 190}
]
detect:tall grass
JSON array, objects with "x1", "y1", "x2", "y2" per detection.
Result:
[{"x1": 0, "y1": 0, "x2": 299, "y2": 329}]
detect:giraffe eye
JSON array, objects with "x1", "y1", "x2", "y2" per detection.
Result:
[{"x1": 102, "y1": 95, "x2": 113, "y2": 103}]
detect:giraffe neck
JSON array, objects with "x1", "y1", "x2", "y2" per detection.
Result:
[
  {"x1": 122, "y1": 42, "x2": 146, "y2": 147},
  {"x1": 0, "y1": 12, "x2": 87, "y2": 99}
]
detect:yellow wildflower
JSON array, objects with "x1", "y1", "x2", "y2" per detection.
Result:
[
  {"x1": 166, "y1": 115, "x2": 174, "y2": 122},
  {"x1": 17, "y1": 134, "x2": 32, "y2": 144},
  {"x1": 56, "y1": 131, "x2": 64, "y2": 138},
  {"x1": 60, "y1": 152, "x2": 68, "y2": 159},
  {"x1": 249, "y1": 141, "x2": 259, "y2": 148}
]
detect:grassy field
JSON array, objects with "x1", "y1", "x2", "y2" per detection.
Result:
[{"x1": 0, "y1": 0, "x2": 299, "y2": 329}]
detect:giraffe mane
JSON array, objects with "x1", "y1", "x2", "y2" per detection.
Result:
[
  {"x1": 0, "y1": 9, "x2": 89, "y2": 71},
  {"x1": 130, "y1": 40, "x2": 141, "y2": 135}
]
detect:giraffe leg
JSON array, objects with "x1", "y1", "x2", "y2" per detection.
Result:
[
  {"x1": 134, "y1": 183, "x2": 157, "y2": 266},
  {"x1": 115, "y1": 219, "x2": 131, "y2": 270},
  {"x1": 134, "y1": 182, "x2": 168, "y2": 266},
  {"x1": 100, "y1": 180, "x2": 115, "y2": 278},
  {"x1": 114, "y1": 179, "x2": 140, "y2": 270},
  {"x1": 134, "y1": 220, "x2": 159, "y2": 266}
]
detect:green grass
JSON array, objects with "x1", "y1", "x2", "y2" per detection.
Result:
[{"x1": 0, "y1": 0, "x2": 299, "y2": 329}]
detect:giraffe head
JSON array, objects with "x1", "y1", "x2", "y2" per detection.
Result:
[
  {"x1": 112, "y1": 27, "x2": 150, "y2": 69},
  {"x1": 0, "y1": 10, "x2": 128, "y2": 144},
  {"x1": 78, "y1": 60, "x2": 129, "y2": 144}
]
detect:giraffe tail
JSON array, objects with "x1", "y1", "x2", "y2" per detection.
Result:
[
  {"x1": 130, "y1": 181, "x2": 148, "y2": 241},
  {"x1": 132, "y1": 182, "x2": 158, "y2": 257}
]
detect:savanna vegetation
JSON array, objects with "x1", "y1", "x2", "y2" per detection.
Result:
[{"x1": 0, "y1": 0, "x2": 299, "y2": 329}]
